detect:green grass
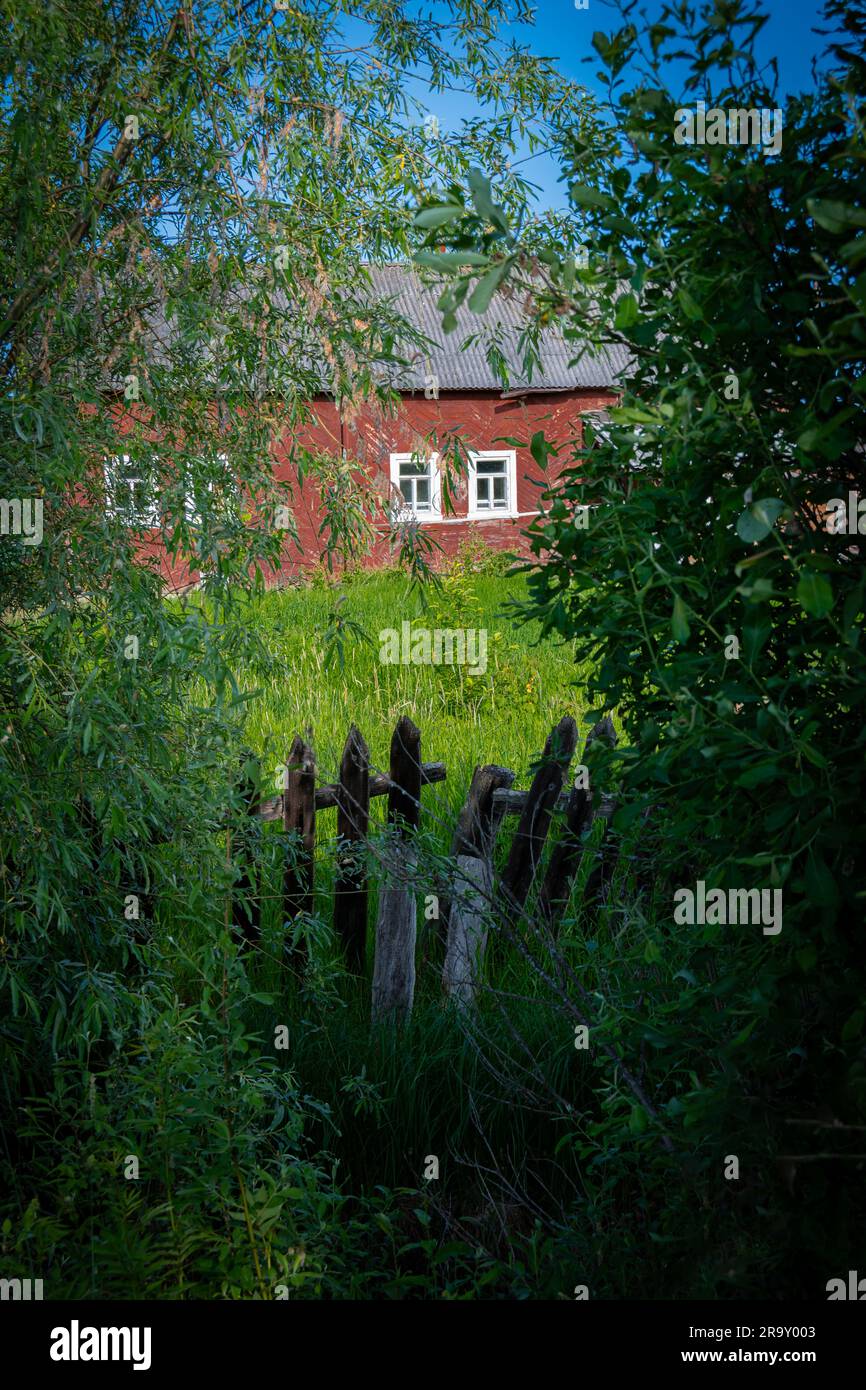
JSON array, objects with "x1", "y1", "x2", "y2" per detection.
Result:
[
  {"x1": 236, "y1": 563, "x2": 594, "y2": 821},
  {"x1": 218, "y1": 558, "x2": 601, "y2": 991},
  {"x1": 182, "y1": 558, "x2": 603, "y2": 1246}
]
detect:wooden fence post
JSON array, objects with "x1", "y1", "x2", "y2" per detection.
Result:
[
  {"x1": 333, "y1": 725, "x2": 370, "y2": 974},
  {"x1": 437, "y1": 762, "x2": 514, "y2": 949},
  {"x1": 283, "y1": 732, "x2": 316, "y2": 966},
  {"x1": 450, "y1": 763, "x2": 516, "y2": 861},
  {"x1": 537, "y1": 714, "x2": 618, "y2": 928},
  {"x1": 535, "y1": 781, "x2": 592, "y2": 927},
  {"x1": 371, "y1": 716, "x2": 421, "y2": 1023},
  {"x1": 233, "y1": 751, "x2": 261, "y2": 945},
  {"x1": 498, "y1": 714, "x2": 578, "y2": 919},
  {"x1": 442, "y1": 764, "x2": 514, "y2": 1009}
]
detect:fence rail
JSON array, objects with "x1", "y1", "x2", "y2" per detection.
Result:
[{"x1": 256, "y1": 762, "x2": 447, "y2": 820}]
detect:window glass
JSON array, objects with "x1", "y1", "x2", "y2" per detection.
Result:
[
  {"x1": 392, "y1": 455, "x2": 436, "y2": 517},
  {"x1": 473, "y1": 457, "x2": 509, "y2": 511}
]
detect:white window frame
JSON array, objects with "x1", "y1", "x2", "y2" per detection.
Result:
[
  {"x1": 183, "y1": 452, "x2": 234, "y2": 524},
  {"x1": 467, "y1": 449, "x2": 518, "y2": 519},
  {"x1": 389, "y1": 451, "x2": 441, "y2": 521},
  {"x1": 104, "y1": 454, "x2": 161, "y2": 528}
]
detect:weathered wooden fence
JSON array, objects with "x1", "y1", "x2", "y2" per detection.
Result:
[{"x1": 232, "y1": 712, "x2": 617, "y2": 1022}]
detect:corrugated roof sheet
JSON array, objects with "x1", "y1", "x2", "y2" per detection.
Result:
[
  {"x1": 365, "y1": 263, "x2": 629, "y2": 392},
  {"x1": 103, "y1": 262, "x2": 628, "y2": 395}
]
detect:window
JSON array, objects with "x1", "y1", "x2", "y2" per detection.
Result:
[
  {"x1": 184, "y1": 453, "x2": 236, "y2": 525},
  {"x1": 468, "y1": 451, "x2": 517, "y2": 518},
  {"x1": 389, "y1": 452, "x2": 441, "y2": 520},
  {"x1": 104, "y1": 455, "x2": 160, "y2": 527}
]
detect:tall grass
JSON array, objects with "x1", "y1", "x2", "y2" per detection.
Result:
[
  {"x1": 163, "y1": 552, "x2": 606, "y2": 1280},
  {"x1": 233, "y1": 560, "x2": 595, "y2": 827}
]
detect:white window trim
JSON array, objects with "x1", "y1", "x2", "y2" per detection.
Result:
[
  {"x1": 104, "y1": 454, "x2": 161, "y2": 528},
  {"x1": 467, "y1": 449, "x2": 518, "y2": 520},
  {"x1": 389, "y1": 451, "x2": 441, "y2": 522}
]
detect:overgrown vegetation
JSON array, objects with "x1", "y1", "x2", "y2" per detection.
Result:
[
  {"x1": 2, "y1": 0, "x2": 864, "y2": 1301},
  {"x1": 413, "y1": 0, "x2": 866, "y2": 1297}
]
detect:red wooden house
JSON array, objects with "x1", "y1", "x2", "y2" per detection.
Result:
[{"x1": 107, "y1": 264, "x2": 625, "y2": 587}]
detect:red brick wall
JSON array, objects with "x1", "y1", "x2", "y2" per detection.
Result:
[
  {"x1": 269, "y1": 387, "x2": 615, "y2": 579},
  {"x1": 118, "y1": 387, "x2": 616, "y2": 592}
]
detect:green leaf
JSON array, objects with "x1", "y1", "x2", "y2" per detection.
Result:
[
  {"x1": 627, "y1": 133, "x2": 665, "y2": 159},
  {"x1": 569, "y1": 183, "x2": 615, "y2": 212},
  {"x1": 842, "y1": 1010, "x2": 865, "y2": 1043},
  {"x1": 612, "y1": 405, "x2": 659, "y2": 424},
  {"x1": 796, "y1": 571, "x2": 834, "y2": 618},
  {"x1": 807, "y1": 198, "x2": 866, "y2": 234},
  {"x1": 629, "y1": 1104, "x2": 648, "y2": 1134},
  {"x1": 729, "y1": 1019, "x2": 757, "y2": 1049},
  {"x1": 736, "y1": 498, "x2": 784, "y2": 543},
  {"x1": 736, "y1": 761, "x2": 780, "y2": 788},
  {"x1": 614, "y1": 293, "x2": 639, "y2": 329},
  {"x1": 591, "y1": 31, "x2": 611, "y2": 60},
  {"x1": 799, "y1": 742, "x2": 827, "y2": 771},
  {"x1": 529, "y1": 431, "x2": 549, "y2": 469},
  {"x1": 414, "y1": 250, "x2": 489, "y2": 269},
  {"x1": 466, "y1": 168, "x2": 509, "y2": 233},
  {"x1": 468, "y1": 257, "x2": 514, "y2": 314},
  {"x1": 677, "y1": 287, "x2": 703, "y2": 320},
  {"x1": 671, "y1": 593, "x2": 690, "y2": 643},
  {"x1": 412, "y1": 204, "x2": 464, "y2": 230},
  {"x1": 804, "y1": 851, "x2": 838, "y2": 907}
]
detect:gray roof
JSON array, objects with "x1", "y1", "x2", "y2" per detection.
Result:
[
  {"x1": 366, "y1": 263, "x2": 628, "y2": 393},
  {"x1": 99, "y1": 261, "x2": 627, "y2": 396}
]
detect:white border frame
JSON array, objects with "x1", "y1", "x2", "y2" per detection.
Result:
[
  {"x1": 467, "y1": 449, "x2": 518, "y2": 520},
  {"x1": 389, "y1": 451, "x2": 441, "y2": 521}
]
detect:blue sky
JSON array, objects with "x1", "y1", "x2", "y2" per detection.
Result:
[{"x1": 409, "y1": 0, "x2": 838, "y2": 208}]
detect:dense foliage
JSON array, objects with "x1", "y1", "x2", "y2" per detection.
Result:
[
  {"x1": 413, "y1": 0, "x2": 866, "y2": 1291},
  {"x1": 2, "y1": 0, "x2": 863, "y2": 1300},
  {"x1": 0, "y1": 1, "x2": 601, "y2": 1297}
]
